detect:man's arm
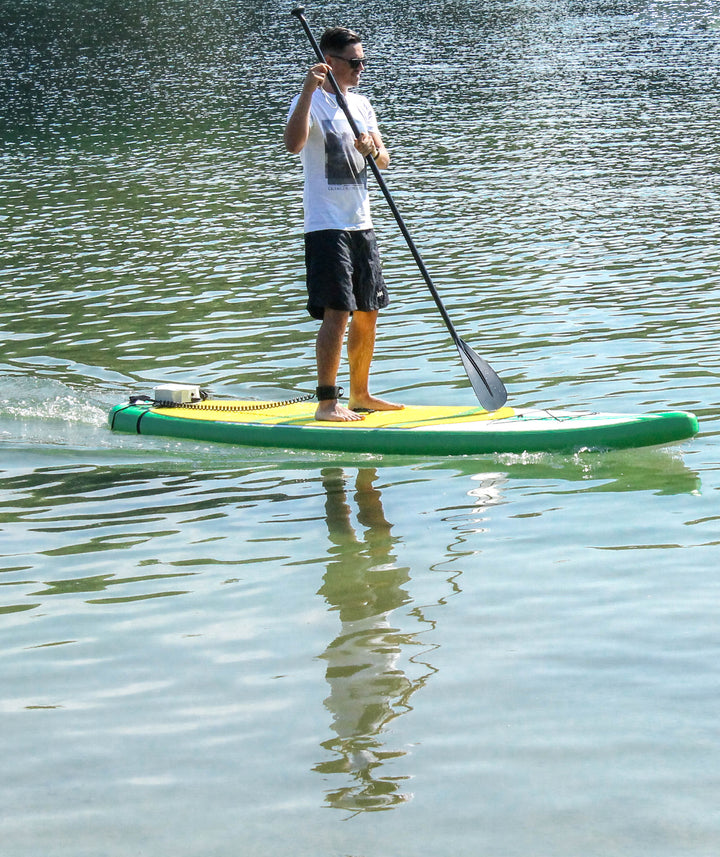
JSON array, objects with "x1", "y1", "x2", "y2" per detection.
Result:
[
  {"x1": 370, "y1": 132, "x2": 389, "y2": 170},
  {"x1": 284, "y1": 64, "x2": 328, "y2": 153}
]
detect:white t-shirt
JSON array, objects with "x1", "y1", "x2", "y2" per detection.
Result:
[{"x1": 287, "y1": 88, "x2": 378, "y2": 233}]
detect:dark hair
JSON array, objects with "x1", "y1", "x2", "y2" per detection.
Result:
[{"x1": 319, "y1": 27, "x2": 362, "y2": 55}]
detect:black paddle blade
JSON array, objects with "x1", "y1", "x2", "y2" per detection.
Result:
[{"x1": 456, "y1": 338, "x2": 508, "y2": 411}]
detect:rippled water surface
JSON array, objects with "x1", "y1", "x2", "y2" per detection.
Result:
[{"x1": 2, "y1": 1, "x2": 720, "y2": 855}]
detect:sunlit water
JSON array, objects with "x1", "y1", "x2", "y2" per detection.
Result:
[{"x1": 2, "y1": 1, "x2": 720, "y2": 855}]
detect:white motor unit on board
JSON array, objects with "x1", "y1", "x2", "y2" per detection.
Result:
[{"x1": 153, "y1": 383, "x2": 202, "y2": 405}]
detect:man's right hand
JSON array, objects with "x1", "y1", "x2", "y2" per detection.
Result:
[{"x1": 304, "y1": 62, "x2": 330, "y2": 93}]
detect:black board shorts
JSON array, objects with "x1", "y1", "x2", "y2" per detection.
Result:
[{"x1": 304, "y1": 228, "x2": 389, "y2": 320}]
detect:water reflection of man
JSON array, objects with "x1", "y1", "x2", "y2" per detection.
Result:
[
  {"x1": 285, "y1": 26, "x2": 403, "y2": 422},
  {"x1": 314, "y1": 468, "x2": 425, "y2": 812}
]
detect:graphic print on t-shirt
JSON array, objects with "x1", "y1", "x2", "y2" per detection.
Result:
[{"x1": 322, "y1": 120, "x2": 367, "y2": 188}]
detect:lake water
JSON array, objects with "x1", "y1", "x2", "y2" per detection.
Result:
[{"x1": 2, "y1": 1, "x2": 720, "y2": 854}]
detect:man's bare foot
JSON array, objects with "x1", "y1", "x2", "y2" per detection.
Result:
[
  {"x1": 349, "y1": 395, "x2": 404, "y2": 413},
  {"x1": 315, "y1": 401, "x2": 365, "y2": 422}
]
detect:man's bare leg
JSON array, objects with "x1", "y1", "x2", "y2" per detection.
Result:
[
  {"x1": 347, "y1": 310, "x2": 403, "y2": 412},
  {"x1": 315, "y1": 308, "x2": 364, "y2": 422}
]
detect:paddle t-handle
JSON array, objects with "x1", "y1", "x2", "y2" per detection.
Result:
[{"x1": 289, "y1": 7, "x2": 508, "y2": 411}]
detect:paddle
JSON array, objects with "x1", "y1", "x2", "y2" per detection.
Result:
[{"x1": 290, "y1": 6, "x2": 508, "y2": 411}]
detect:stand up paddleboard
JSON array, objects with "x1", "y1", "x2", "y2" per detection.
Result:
[{"x1": 108, "y1": 384, "x2": 698, "y2": 456}]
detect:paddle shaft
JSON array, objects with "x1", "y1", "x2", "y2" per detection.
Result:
[{"x1": 290, "y1": 7, "x2": 459, "y2": 342}]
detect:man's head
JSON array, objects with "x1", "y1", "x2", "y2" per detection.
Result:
[{"x1": 320, "y1": 27, "x2": 366, "y2": 87}]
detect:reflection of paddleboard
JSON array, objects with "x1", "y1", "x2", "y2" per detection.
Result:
[{"x1": 108, "y1": 386, "x2": 699, "y2": 455}]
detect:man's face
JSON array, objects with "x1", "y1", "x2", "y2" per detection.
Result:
[{"x1": 326, "y1": 42, "x2": 366, "y2": 88}]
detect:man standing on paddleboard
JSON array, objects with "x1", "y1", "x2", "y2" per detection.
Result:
[{"x1": 285, "y1": 26, "x2": 403, "y2": 422}]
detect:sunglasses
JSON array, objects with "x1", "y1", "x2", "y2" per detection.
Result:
[{"x1": 329, "y1": 55, "x2": 367, "y2": 70}]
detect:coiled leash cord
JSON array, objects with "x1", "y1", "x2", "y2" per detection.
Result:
[{"x1": 128, "y1": 390, "x2": 317, "y2": 413}]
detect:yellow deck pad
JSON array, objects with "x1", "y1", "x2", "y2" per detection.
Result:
[{"x1": 152, "y1": 401, "x2": 516, "y2": 428}]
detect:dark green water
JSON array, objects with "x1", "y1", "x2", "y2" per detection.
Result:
[{"x1": 2, "y1": 1, "x2": 720, "y2": 855}]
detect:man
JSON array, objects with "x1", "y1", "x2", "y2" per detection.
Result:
[{"x1": 285, "y1": 26, "x2": 403, "y2": 422}]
